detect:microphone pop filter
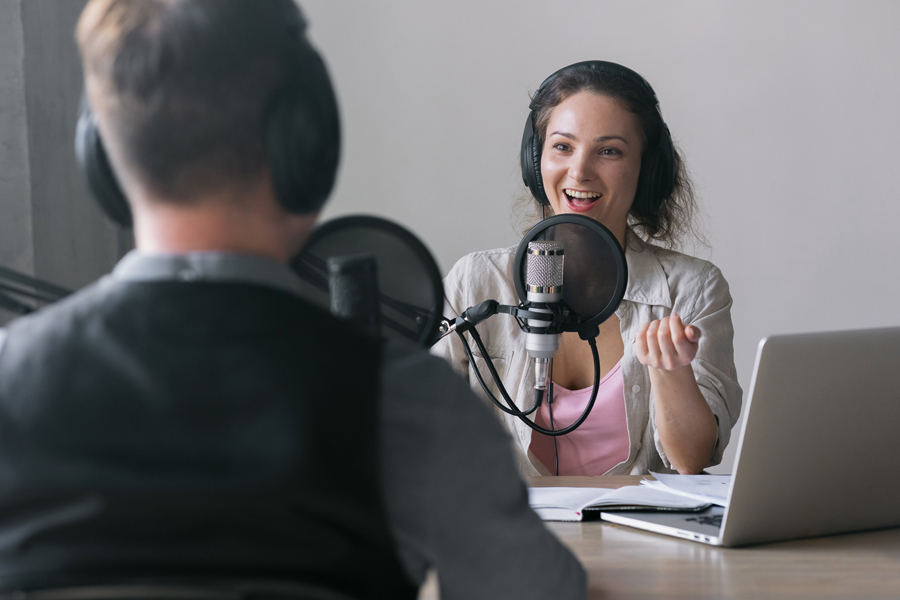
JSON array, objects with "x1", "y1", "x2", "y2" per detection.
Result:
[
  {"x1": 513, "y1": 214, "x2": 627, "y2": 336},
  {"x1": 292, "y1": 215, "x2": 444, "y2": 347}
]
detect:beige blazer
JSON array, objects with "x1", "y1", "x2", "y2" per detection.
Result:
[{"x1": 432, "y1": 232, "x2": 743, "y2": 476}]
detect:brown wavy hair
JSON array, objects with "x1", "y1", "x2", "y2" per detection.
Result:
[{"x1": 515, "y1": 66, "x2": 703, "y2": 249}]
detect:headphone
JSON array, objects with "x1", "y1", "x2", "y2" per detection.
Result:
[
  {"x1": 520, "y1": 60, "x2": 675, "y2": 217},
  {"x1": 74, "y1": 3, "x2": 340, "y2": 228}
]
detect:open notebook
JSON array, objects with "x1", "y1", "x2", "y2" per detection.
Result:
[{"x1": 528, "y1": 485, "x2": 711, "y2": 522}]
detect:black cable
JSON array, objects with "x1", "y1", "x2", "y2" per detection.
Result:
[
  {"x1": 455, "y1": 328, "x2": 540, "y2": 417},
  {"x1": 548, "y1": 362, "x2": 559, "y2": 476},
  {"x1": 454, "y1": 312, "x2": 601, "y2": 436}
]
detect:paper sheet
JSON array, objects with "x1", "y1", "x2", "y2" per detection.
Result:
[{"x1": 643, "y1": 472, "x2": 732, "y2": 506}]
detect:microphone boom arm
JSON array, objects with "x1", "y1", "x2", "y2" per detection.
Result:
[{"x1": 437, "y1": 299, "x2": 580, "y2": 341}]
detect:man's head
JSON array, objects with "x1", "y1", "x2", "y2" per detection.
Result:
[{"x1": 76, "y1": 0, "x2": 340, "y2": 256}]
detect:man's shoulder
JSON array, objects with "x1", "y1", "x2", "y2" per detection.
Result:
[
  {"x1": 2, "y1": 277, "x2": 365, "y2": 355},
  {"x1": 2, "y1": 277, "x2": 113, "y2": 338},
  {"x1": 381, "y1": 338, "x2": 466, "y2": 395},
  {"x1": 380, "y1": 338, "x2": 501, "y2": 423}
]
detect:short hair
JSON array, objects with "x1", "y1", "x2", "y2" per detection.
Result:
[
  {"x1": 77, "y1": 0, "x2": 315, "y2": 201},
  {"x1": 527, "y1": 67, "x2": 700, "y2": 248}
]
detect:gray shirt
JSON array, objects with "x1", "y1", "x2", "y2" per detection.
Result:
[{"x1": 0, "y1": 251, "x2": 585, "y2": 600}]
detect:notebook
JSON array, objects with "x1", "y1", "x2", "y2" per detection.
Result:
[
  {"x1": 600, "y1": 327, "x2": 900, "y2": 547},
  {"x1": 528, "y1": 485, "x2": 711, "y2": 521}
]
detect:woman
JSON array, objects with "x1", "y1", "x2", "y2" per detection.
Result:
[{"x1": 433, "y1": 61, "x2": 742, "y2": 476}]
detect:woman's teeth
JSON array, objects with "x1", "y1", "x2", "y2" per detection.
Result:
[{"x1": 564, "y1": 190, "x2": 601, "y2": 200}]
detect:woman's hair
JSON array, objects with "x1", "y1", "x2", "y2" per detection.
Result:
[{"x1": 515, "y1": 67, "x2": 703, "y2": 249}]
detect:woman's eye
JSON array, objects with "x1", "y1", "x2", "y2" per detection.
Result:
[
  {"x1": 600, "y1": 148, "x2": 622, "y2": 156},
  {"x1": 552, "y1": 143, "x2": 570, "y2": 152}
]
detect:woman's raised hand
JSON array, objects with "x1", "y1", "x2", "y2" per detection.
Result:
[{"x1": 635, "y1": 314, "x2": 700, "y2": 371}]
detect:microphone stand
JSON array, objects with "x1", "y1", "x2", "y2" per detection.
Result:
[{"x1": 0, "y1": 265, "x2": 73, "y2": 315}]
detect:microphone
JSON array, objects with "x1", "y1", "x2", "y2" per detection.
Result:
[
  {"x1": 434, "y1": 214, "x2": 627, "y2": 435},
  {"x1": 327, "y1": 253, "x2": 381, "y2": 336},
  {"x1": 524, "y1": 241, "x2": 564, "y2": 395}
]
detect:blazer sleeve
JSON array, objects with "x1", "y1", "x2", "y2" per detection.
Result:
[
  {"x1": 683, "y1": 263, "x2": 743, "y2": 468},
  {"x1": 380, "y1": 344, "x2": 587, "y2": 600}
]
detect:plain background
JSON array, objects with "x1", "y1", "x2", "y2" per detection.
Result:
[{"x1": 1, "y1": 1, "x2": 899, "y2": 473}]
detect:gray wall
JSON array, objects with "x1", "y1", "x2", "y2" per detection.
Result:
[
  {"x1": 299, "y1": 0, "x2": 900, "y2": 473},
  {"x1": 0, "y1": 0, "x2": 130, "y2": 324},
  {"x1": 0, "y1": 1, "x2": 33, "y2": 283}
]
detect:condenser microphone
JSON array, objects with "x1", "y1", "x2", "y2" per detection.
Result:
[{"x1": 525, "y1": 241, "x2": 564, "y2": 394}]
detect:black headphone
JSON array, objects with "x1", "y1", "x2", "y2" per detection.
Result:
[
  {"x1": 74, "y1": 4, "x2": 340, "y2": 228},
  {"x1": 520, "y1": 60, "x2": 675, "y2": 216}
]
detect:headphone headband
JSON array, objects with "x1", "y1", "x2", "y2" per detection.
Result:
[{"x1": 529, "y1": 60, "x2": 661, "y2": 112}]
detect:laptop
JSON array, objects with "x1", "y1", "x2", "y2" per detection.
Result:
[{"x1": 600, "y1": 326, "x2": 900, "y2": 547}]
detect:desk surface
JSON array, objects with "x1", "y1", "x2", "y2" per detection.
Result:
[{"x1": 418, "y1": 475, "x2": 900, "y2": 599}]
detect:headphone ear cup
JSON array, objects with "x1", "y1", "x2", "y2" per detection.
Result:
[
  {"x1": 530, "y1": 131, "x2": 548, "y2": 206},
  {"x1": 519, "y1": 114, "x2": 550, "y2": 207},
  {"x1": 633, "y1": 131, "x2": 676, "y2": 219},
  {"x1": 633, "y1": 149, "x2": 662, "y2": 218},
  {"x1": 266, "y1": 49, "x2": 341, "y2": 214},
  {"x1": 75, "y1": 96, "x2": 133, "y2": 228}
]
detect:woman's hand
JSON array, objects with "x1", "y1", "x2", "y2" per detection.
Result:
[
  {"x1": 635, "y1": 313, "x2": 716, "y2": 474},
  {"x1": 635, "y1": 314, "x2": 700, "y2": 371}
]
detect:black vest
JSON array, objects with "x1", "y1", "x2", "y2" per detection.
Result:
[{"x1": 0, "y1": 279, "x2": 417, "y2": 599}]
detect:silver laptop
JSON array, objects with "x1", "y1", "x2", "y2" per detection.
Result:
[{"x1": 601, "y1": 327, "x2": 900, "y2": 547}]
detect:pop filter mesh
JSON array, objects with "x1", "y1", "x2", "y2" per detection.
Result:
[
  {"x1": 515, "y1": 215, "x2": 627, "y2": 333},
  {"x1": 291, "y1": 216, "x2": 444, "y2": 346},
  {"x1": 539, "y1": 223, "x2": 619, "y2": 317}
]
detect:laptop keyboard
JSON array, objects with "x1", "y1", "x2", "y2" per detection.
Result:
[{"x1": 686, "y1": 514, "x2": 723, "y2": 527}]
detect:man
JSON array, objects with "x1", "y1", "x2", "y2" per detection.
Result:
[{"x1": 0, "y1": 1, "x2": 585, "y2": 599}]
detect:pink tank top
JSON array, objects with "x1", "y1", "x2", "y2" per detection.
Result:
[{"x1": 528, "y1": 360, "x2": 629, "y2": 476}]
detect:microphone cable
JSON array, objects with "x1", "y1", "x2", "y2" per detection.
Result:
[
  {"x1": 458, "y1": 325, "x2": 602, "y2": 436},
  {"x1": 547, "y1": 362, "x2": 559, "y2": 476},
  {"x1": 528, "y1": 335, "x2": 600, "y2": 437},
  {"x1": 455, "y1": 327, "x2": 540, "y2": 417}
]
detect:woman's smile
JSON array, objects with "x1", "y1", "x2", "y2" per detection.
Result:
[{"x1": 563, "y1": 188, "x2": 602, "y2": 212}]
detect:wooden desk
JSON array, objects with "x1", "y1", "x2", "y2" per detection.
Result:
[{"x1": 418, "y1": 475, "x2": 900, "y2": 599}]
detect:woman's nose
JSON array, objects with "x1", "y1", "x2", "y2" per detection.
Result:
[{"x1": 568, "y1": 151, "x2": 595, "y2": 182}]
